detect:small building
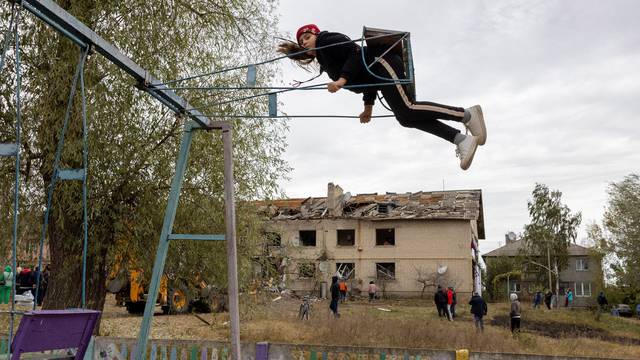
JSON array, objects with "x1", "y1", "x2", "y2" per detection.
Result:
[
  {"x1": 483, "y1": 237, "x2": 601, "y2": 307},
  {"x1": 257, "y1": 183, "x2": 485, "y2": 299}
]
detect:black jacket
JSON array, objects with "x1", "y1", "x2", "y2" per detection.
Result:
[
  {"x1": 435, "y1": 290, "x2": 447, "y2": 305},
  {"x1": 469, "y1": 295, "x2": 488, "y2": 317},
  {"x1": 314, "y1": 31, "x2": 379, "y2": 105}
]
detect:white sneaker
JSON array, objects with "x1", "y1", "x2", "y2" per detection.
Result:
[
  {"x1": 465, "y1": 105, "x2": 486, "y2": 145},
  {"x1": 456, "y1": 135, "x2": 479, "y2": 170}
]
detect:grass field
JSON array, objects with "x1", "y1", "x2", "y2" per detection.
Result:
[{"x1": 2, "y1": 294, "x2": 639, "y2": 359}]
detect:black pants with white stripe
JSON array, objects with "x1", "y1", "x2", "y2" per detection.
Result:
[{"x1": 374, "y1": 55, "x2": 466, "y2": 144}]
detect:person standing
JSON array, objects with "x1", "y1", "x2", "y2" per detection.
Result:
[
  {"x1": 469, "y1": 292, "x2": 488, "y2": 332},
  {"x1": 597, "y1": 291, "x2": 608, "y2": 310},
  {"x1": 533, "y1": 291, "x2": 542, "y2": 309},
  {"x1": 510, "y1": 293, "x2": 522, "y2": 334},
  {"x1": 329, "y1": 276, "x2": 340, "y2": 318},
  {"x1": 368, "y1": 281, "x2": 377, "y2": 302},
  {"x1": 450, "y1": 287, "x2": 458, "y2": 319},
  {"x1": 544, "y1": 290, "x2": 552, "y2": 310},
  {"x1": 0, "y1": 266, "x2": 13, "y2": 304},
  {"x1": 567, "y1": 289, "x2": 574, "y2": 307},
  {"x1": 446, "y1": 287, "x2": 454, "y2": 321},
  {"x1": 434, "y1": 286, "x2": 444, "y2": 317},
  {"x1": 338, "y1": 278, "x2": 348, "y2": 303}
]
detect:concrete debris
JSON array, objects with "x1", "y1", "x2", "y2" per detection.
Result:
[{"x1": 258, "y1": 187, "x2": 483, "y2": 223}]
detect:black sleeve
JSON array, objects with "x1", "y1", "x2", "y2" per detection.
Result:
[
  {"x1": 363, "y1": 90, "x2": 376, "y2": 105},
  {"x1": 317, "y1": 32, "x2": 363, "y2": 83},
  {"x1": 340, "y1": 45, "x2": 363, "y2": 83}
]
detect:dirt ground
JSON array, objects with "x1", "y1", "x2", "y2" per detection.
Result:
[
  {"x1": 94, "y1": 294, "x2": 640, "y2": 359},
  {"x1": 2, "y1": 294, "x2": 639, "y2": 359}
]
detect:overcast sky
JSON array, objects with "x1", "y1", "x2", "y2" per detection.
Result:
[{"x1": 272, "y1": 0, "x2": 640, "y2": 254}]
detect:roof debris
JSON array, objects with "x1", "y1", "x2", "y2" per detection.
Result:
[{"x1": 256, "y1": 184, "x2": 484, "y2": 238}]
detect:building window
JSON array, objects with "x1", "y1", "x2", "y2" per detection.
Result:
[
  {"x1": 376, "y1": 262, "x2": 396, "y2": 280},
  {"x1": 574, "y1": 282, "x2": 592, "y2": 297},
  {"x1": 336, "y1": 262, "x2": 355, "y2": 279},
  {"x1": 299, "y1": 230, "x2": 316, "y2": 246},
  {"x1": 509, "y1": 281, "x2": 521, "y2": 293},
  {"x1": 298, "y1": 263, "x2": 315, "y2": 278},
  {"x1": 265, "y1": 232, "x2": 281, "y2": 246},
  {"x1": 376, "y1": 228, "x2": 395, "y2": 246},
  {"x1": 576, "y1": 258, "x2": 589, "y2": 271},
  {"x1": 337, "y1": 229, "x2": 355, "y2": 246}
]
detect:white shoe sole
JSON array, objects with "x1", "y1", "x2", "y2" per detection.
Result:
[
  {"x1": 460, "y1": 137, "x2": 479, "y2": 170},
  {"x1": 467, "y1": 105, "x2": 486, "y2": 146}
]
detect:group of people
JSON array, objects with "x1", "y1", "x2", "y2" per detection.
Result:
[
  {"x1": 433, "y1": 286, "x2": 458, "y2": 321},
  {"x1": 328, "y1": 276, "x2": 379, "y2": 318},
  {"x1": 0, "y1": 264, "x2": 49, "y2": 306}
]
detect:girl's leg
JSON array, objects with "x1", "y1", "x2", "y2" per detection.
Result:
[{"x1": 376, "y1": 56, "x2": 466, "y2": 144}]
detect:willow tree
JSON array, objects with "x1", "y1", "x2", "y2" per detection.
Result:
[{"x1": 0, "y1": 0, "x2": 288, "y2": 311}]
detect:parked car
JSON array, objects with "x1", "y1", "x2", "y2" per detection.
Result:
[
  {"x1": 636, "y1": 304, "x2": 640, "y2": 319},
  {"x1": 612, "y1": 304, "x2": 633, "y2": 317}
]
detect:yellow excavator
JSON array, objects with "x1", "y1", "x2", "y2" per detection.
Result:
[{"x1": 106, "y1": 259, "x2": 226, "y2": 315}]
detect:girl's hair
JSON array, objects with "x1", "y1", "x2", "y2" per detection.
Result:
[{"x1": 277, "y1": 40, "x2": 317, "y2": 71}]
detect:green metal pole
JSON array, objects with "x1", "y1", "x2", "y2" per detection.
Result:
[
  {"x1": 135, "y1": 122, "x2": 196, "y2": 360},
  {"x1": 8, "y1": 4, "x2": 21, "y2": 353}
]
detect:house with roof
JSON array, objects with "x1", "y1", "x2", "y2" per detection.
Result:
[
  {"x1": 256, "y1": 183, "x2": 485, "y2": 299},
  {"x1": 483, "y1": 235, "x2": 601, "y2": 307}
]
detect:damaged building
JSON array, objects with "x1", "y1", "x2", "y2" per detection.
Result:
[{"x1": 256, "y1": 183, "x2": 485, "y2": 298}]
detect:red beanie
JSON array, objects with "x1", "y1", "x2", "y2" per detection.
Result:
[{"x1": 296, "y1": 24, "x2": 320, "y2": 44}]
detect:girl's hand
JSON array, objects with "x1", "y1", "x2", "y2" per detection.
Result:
[
  {"x1": 328, "y1": 77, "x2": 347, "y2": 93},
  {"x1": 359, "y1": 106, "x2": 373, "y2": 123}
]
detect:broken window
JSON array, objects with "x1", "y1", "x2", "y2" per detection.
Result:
[
  {"x1": 376, "y1": 262, "x2": 396, "y2": 280},
  {"x1": 336, "y1": 262, "x2": 355, "y2": 279},
  {"x1": 298, "y1": 262, "x2": 315, "y2": 278},
  {"x1": 376, "y1": 228, "x2": 395, "y2": 246},
  {"x1": 299, "y1": 230, "x2": 316, "y2": 246},
  {"x1": 337, "y1": 229, "x2": 355, "y2": 246},
  {"x1": 265, "y1": 232, "x2": 281, "y2": 246}
]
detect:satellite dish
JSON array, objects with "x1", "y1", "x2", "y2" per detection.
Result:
[
  {"x1": 318, "y1": 261, "x2": 328, "y2": 273},
  {"x1": 507, "y1": 232, "x2": 517, "y2": 241},
  {"x1": 437, "y1": 265, "x2": 448, "y2": 275}
]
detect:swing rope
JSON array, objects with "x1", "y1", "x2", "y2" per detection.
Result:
[
  {"x1": 153, "y1": 32, "x2": 405, "y2": 87},
  {"x1": 34, "y1": 46, "x2": 90, "y2": 310}
]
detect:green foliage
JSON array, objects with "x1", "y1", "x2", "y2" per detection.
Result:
[
  {"x1": 522, "y1": 183, "x2": 582, "y2": 274},
  {"x1": 588, "y1": 173, "x2": 640, "y2": 299},
  {"x1": 483, "y1": 257, "x2": 519, "y2": 300},
  {"x1": 0, "y1": 0, "x2": 289, "y2": 308}
]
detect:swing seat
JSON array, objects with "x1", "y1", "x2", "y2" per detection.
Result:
[
  {"x1": 0, "y1": 310, "x2": 100, "y2": 360},
  {"x1": 363, "y1": 27, "x2": 416, "y2": 103}
]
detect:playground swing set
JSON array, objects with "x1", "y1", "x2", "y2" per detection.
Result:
[{"x1": 0, "y1": 1, "x2": 418, "y2": 359}]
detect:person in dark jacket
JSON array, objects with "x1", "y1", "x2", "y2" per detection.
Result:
[
  {"x1": 329, "y1": 275, "x2": 340, "y2": 318},
  {"x1": 278, "y1": 24, "x2": 487, "y2": 170},
  {"x1": 597, "y1": 291, "x2": 608, "y2": 310},
  {"x1": 434, "y1": 286, "x2": 445, "y2": 318},
  {"x1": 469, "y1": 292, "x2": 488, "y2": 332},
  {"x1": 533, "y1": 291, "x2": 542, "y2": 309},
  {"x1": 544, "y1": 290, "x2": 553, "y2": 310}
]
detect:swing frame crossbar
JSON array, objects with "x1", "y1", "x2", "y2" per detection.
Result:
[{"x1": 1, "y1": 0, "x2": 241, "y2": 359}]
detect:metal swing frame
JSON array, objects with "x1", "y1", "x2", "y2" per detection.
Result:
[{"x1": 0, "y1": 1, "x2": 241, "y2": 359}]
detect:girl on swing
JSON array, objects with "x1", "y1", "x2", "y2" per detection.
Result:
[{"x1": 278, "y1": 24, "x2": 486, "y2": 170}]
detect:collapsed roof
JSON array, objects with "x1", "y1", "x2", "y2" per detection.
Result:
[{"x1": 256, "y1": 183, "x2": 485, "y2": 239}]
